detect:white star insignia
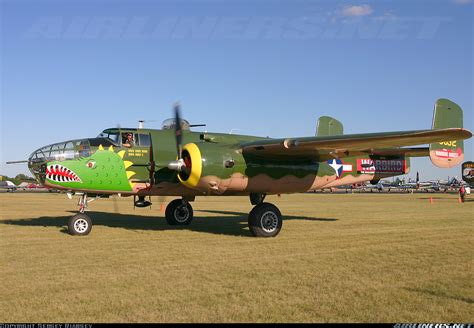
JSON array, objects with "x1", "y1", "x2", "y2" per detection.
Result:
[{"x1": 328, "y1": 159, "x2": 342, "y2": 177}]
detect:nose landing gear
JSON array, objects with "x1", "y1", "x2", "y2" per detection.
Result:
[{"x1": 68, "y1": 194, "x2": 94, "y2": 236}]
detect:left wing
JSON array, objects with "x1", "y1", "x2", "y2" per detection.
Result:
[
  {"x1": 241, "y1": 99, "x2": 471, "y2": 168},
  {"x1": 240, "y1": 128, "x2": 471, "y2": 162}
]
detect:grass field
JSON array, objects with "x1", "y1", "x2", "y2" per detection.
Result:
[{"x1": 0, "y1": 192, "x2": 472, "y2": 323}]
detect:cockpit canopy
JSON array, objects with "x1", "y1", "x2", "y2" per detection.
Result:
[
  {"x1": 161, "y1": 118, "x2": 191, "y2": 130},
  {"x1": 29, "y1": 140, "x2": 88, "y2": 163}
]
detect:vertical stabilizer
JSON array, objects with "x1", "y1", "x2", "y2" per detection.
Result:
[
  {"x1": 430, "y1": 99, "x2": 464, "y2": 168},
  {"x1": 316, "y1": 116, "x2": 343, "y2": 137}
]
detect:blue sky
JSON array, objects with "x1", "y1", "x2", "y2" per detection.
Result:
[{"x1": 1, "y1": 0, "x2": 472, "y2": 181}]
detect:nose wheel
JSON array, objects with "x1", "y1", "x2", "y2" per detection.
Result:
[
  {"x1": 248, "y1": 203, "x2": 283, "y2": 237},
  {"x1": 68, "y1": 213, "x2": 92, "y2": 236}
]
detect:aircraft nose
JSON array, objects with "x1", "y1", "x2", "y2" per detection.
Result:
[
  {"x1": 28, "y1": 151, "x2": 48, "y2": 183},
  {"x1": 28, "y1": 139, "x2": 91, "y2": 183}
]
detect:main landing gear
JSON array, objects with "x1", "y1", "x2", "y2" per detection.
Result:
[
  {"x1": 247, "y1": 193, "x2": 282, "y2": 237},
  {"x1": 247, "y1": 202, "x2": 282, "y2": 237},
  {"x1": 165, "y1": 199, "x2": 194, "y2": 225},
  {"x1": 162, "y1": 193, "x2": 282, "y2": 237}
]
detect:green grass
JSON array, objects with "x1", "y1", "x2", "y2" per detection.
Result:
[{"x1": 0, "y1": 192, "x2": 472, "y2": 322}]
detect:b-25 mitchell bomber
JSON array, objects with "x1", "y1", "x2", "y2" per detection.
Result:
[{"x1": 8, "y1": 99, "x2": 472, "y2": 237}]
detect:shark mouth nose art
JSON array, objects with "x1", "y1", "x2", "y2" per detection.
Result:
[{"x1": 46, "y1": 164, "x2": 82, "y2": 183}]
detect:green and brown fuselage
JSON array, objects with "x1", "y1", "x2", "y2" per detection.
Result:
[{"x1": 28, "y1": 128, "x2": 410, "y2": 197}]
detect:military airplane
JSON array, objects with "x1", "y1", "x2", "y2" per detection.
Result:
[
  {"x1": 363, "y1": 178, "x2": 406, "y2": 192},
  {"x1": 434, "y1": 176, "x2": 462, "y2": 191},
  {"x1": 399, "y1": 180, "x2": 441, "y2": 193},
  {"x1": 0, "y1": 180, "x2": 18, "y2": 192},
  {"x1": 6, "y1": 98, "x2": 472, "y2": 237},
  {"x1": 397, "y1": 172, "x2": 435, "y2": 192}
]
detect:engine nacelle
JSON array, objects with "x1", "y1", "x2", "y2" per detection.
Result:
[{"x1": 177, "y1": 142, "x2": 242, "y2": 193}]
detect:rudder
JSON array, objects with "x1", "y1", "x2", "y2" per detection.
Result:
[{"x1": 430, "y1": 98, "x2": 464, "y2": 168}]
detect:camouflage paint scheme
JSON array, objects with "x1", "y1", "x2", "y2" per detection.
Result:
[{"x1": 29, "y1": 99, "x2": 471, "y2": 197}]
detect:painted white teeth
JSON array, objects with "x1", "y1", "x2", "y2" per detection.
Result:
[{"x1": 46, "y1": 164, "x2": 82, "y2": 183}]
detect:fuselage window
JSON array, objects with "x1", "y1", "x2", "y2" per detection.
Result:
[{"x1": 138, "y1": 134, "x2": 151, "y2": 147}]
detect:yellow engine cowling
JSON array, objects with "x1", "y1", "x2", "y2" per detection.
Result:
[
  {"x1": 177, "y1": 143, "x2": 203, "y2": 189},
  {"x1": 177, "y1": 143, "x2": 244, "y2": 194}
]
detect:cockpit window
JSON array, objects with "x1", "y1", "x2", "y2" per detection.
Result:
[
  {"x1": 97, "y1": 131, "x2": 120, "y2": 144},
  {"x1": 29, "y1": 140, "x2": 83, "y2": 163}
]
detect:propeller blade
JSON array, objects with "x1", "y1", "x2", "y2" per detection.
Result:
[
  {"x1": 174, "y1": 102, "x2": 183, "y2": 160},
  {"x1": 168, "y1": 102, "x2": 186, "y2": 172}
]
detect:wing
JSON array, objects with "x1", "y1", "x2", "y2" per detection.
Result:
[{"x1": 240, "y1": 128, "x2": 471, "y2": 161}]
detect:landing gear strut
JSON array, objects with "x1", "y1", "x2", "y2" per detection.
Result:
[
  {"x1": 249, "y1": 193, "x2": 266, "y2": 205},
  {"x1": 165, "y1": 199, "x2": 194, "y2": 225},
  {"x1": 248, "y1": 202, "x2": 283, "y2": 237}
]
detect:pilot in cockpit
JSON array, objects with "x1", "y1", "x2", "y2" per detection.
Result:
[{"x1": 123, "y1": 133, "x2": 135, "y2": 148}]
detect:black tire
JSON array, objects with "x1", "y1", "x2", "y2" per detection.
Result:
[
  {"x1": 165, "y1": 199, "x2": 194, "y2": 225},
  {"x1": 248, "y1": 203, "x2": 282, "y2": 237},
  {"x1": 68, "y1": 213, "x2": 92, "y2": 236}
]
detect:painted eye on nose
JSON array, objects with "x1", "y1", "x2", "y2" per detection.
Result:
[{"x1": 86, "y1": 161, "x2": 96, "y2": 169}]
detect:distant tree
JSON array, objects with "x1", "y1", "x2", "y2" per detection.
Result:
[{"x1": 12, "y1": 174, "x2": 35, "y2": 185}]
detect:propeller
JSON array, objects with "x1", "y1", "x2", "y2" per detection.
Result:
[
  {"x1": 167, "y1": 102, "x2": 187, "y2": 172},
  {"x1": 175, "y1": 102, "x2": 183, "y2": 159}
]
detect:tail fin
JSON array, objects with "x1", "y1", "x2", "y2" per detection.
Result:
[
  {"x1": 316, "y1": 116, "x2": 343, "y2": 137},
  {"x1": 430, "y1": 99, "x2": 464, "y2": 168}
]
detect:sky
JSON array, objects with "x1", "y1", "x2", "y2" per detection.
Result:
[{"x1": 0, "y1": 0, "x2": 472, "y2": 181}]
